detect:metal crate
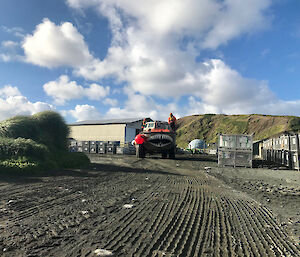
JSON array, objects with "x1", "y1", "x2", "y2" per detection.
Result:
[
  {"x1": 77, "y1": 146, "x2": 83, "y2": 152},
  {"x1": 116, "y1": 146, "x2": 136, "y2": 155},
  {"x1": 218, "y1": 134, "x2": 252, "y2": 150},
  {"x1": 218, "y1": 149, "x2": 252, "y2": 168},
  {"x1": 83, "y1": 146, "x2": 90, "y2": 153},
  {"x1": 108, "y1": 141, "x2": 120, "y2": 146},
  {"x1": 218, "y1": 150, "x2": 235, "y2": 167},
  {"x1": 280, "y1": 135, "x2": 290, "y2": 151},
  {"x1": 290, "y1": 135, "x2": 299, "y2": 151},
  {"x1": 89, "y1": 147, "x2": 97, "y2": 154},
  {"x1": 107, "y1": 145, "x2": 116, "y2": 154},
  {"x1": 291, "y1": 152, "x2": 300, "y2": 170},
  {"x1": 98, "y1": 145, "x2": 106, "y2": 154}
]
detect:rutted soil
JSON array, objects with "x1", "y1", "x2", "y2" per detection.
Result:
[{"x1": 0, "y1": 155, "x2": 299, "y2": 257}]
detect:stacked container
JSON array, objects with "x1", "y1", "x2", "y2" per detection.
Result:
[
  {"x1": 68, "y1": 139, "x2": 77, "y2": 152},
  {"x1": 89, "y1": 141, "x2": 98, "y2": 154},
  {"x1": 218, "y1": 134, "x2": 253, "y2": 168},
  {"x1": 82, "y1": 141, "x2": 90, "y2": 153},
  {"x1": 290, "y1": 134, "x2": 299, "y2": 170},
  {"x1": 77, "y1": 141, "x2": 83, "y2": 152},
  {"x1": 116, "y1": 142, "x2": 136, "y2": 155},
  {"x1": 107, "y1": 141, "x2": 120, "y2": 154},
  {"x1": 98, "y1": 141, "x2": 107, "y2": 154},
  {"x1": 262, "y1": 132, "x2": 300, "y2": 170}
]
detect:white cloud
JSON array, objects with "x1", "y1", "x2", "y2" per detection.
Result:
[
  {"x1": 1, "y1": 41, "x2": 18, "y2": 48},
  {"x1": 105, "y1": 93, "x2": 180, "y2": 121},
  {"x1": 85, "y1": 83, "x2": 109, "y2": 100},
  {"x1": 0, "y1": 85, "x2": 21, "y2": 98},
  {"x1": 67, "y1": 0, "x2": 274, "y2": 102},
  {"x1": 103, "y1": 98, "x2": 118, "y2": 106},
  {"x1": 22, "y1": 18, "x2": 93, "y2": 68},
  {"x1": 43, "y1": 75, "x2": 109, "y2": 104},
  {"x1": 0, "y1": 40, "x2": 23, "y2": 62},
  {"x1": 67, "y1": 104, "x2": 102, "y2": 121},
  {"x1": 1, "y1": 26, "x2": 25, "y2": 38},
  {"x1": 64, "y1": 0, "x2": 300, "y2": 118},
  {"x1": 0, "y1": 86, "x2": 53, "y2": 121}
]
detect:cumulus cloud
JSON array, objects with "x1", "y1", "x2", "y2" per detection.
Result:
[
  {"x1": 67, "y1": 0, "x2": 275, "y2": 106},
  {"x1": 0, "y1": 85, "x2": 21, "y2": 98},
  {"x1": 43, "y1": 75, "x2": 109, "y2": 104},
  {"x1": 0, "y1": 85, "x2": 53, "y2": 121},
  {"x1": 67, "y1": 0, "x2": 300, "y2": 117},
  {"x1": 67, "y1": 104, "x2": 102, "y2": 121},
  {"x1": 22, "y1": 18, "x2": 93, "y2": 68}
]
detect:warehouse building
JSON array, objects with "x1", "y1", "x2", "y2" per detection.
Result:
[{"x1": 69, "y1": 118, "x2": 152, "y2": 144}]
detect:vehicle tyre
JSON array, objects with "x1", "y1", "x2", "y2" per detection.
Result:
[
  {"x1": 169, "y1": 146, "x2": 176, "y2": 159},
  {"x1": 136, "y1": 144, "x2": 145, "y2": 158}
]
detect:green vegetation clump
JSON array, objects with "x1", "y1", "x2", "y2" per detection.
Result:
[
  {"x1": 0, "y1": 111, "x2": 89, "y2": 175},
  {"x1": 0, "y1": 137, "x2": 48, "y2": 160},
  {"x1": 33, "y1": 111, "x2": 70, "y2": 151},
  {"x1": 0, "y1": 115, "x2": 39, "y2": 140},
  {"x1": 289, "y1": 117, "x2": 300, "y2": 131}
]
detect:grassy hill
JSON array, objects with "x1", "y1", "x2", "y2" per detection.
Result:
[{"x1": 176, "y1": 114, "x2": 300, "y2": 148}]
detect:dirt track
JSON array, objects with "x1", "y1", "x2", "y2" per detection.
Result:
[{"x1": 0, "y1": 155, "x2": 299, "y2": 257}]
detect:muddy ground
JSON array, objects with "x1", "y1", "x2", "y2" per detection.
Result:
[{"x1": 0, "y1": 154, "x2": 299, "y2": 257}]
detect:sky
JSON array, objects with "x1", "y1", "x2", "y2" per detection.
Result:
[{"x1": 0, "y1": 0, "x2": 300, "y2": 122}]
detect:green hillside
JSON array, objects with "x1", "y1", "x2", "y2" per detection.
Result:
[{"x1": 176, "y1": 114, "x2": 300, "y2": 148}]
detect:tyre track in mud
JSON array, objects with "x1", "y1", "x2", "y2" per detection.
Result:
[{"x1": 0, "y1": 156, "x2": 299, "y2": 257}]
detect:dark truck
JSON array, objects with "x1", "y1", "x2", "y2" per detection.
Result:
[{"x1": 134, "y1": 121, "x2": 176, "y2": 159}]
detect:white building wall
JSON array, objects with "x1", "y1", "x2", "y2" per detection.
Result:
[{"x1": 70, "y1": 124, "x2": 126, "y2": 143}]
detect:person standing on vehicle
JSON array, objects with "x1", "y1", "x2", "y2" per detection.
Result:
[
  {"x1": 168, "y1": 113, "x2": 176, "y2": 131},
  {"x1": 141, "y1": 118, "x2": 147, "y2": 129}
]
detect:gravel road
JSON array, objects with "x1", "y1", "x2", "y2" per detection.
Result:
[{"x1": 0, "y1": 154, "x2": 299, "y2": 257}]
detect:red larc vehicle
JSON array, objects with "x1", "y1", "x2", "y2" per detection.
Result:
[{"x1": 134, "y1": 121, "x2": 176, "y2": 159}]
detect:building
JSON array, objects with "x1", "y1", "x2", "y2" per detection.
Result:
[{"x1": 69, "y1": 118, "x2": 152, "y2": 144}]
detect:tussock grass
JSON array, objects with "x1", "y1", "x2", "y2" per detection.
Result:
[{"x1": 0, "y1": 111, "x2": 89, "y2": 175}]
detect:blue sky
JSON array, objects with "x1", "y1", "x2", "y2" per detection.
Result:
[{"x1": 0, "y1": 0, "x2": 299, "y2": 122}]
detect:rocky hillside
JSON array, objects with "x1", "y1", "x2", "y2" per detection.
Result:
[{"x1": 176, "y1": 114, "x2": 300, "y2": 148}]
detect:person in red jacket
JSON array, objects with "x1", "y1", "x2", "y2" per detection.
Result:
[
  {"x1": 168, "y1": 113, "x2": 176, "y2": 131},
  {"x1": 141, "y1": 118, "x2": 147, "y2": 129}
]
